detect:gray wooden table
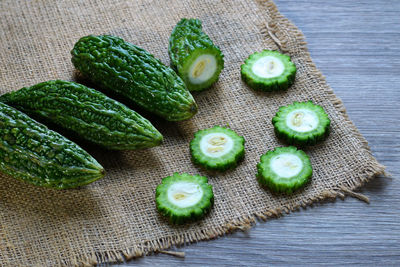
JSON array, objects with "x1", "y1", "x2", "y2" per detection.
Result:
[{"x1": 118, "y1": 0, "x2": 400, "y2": 265}]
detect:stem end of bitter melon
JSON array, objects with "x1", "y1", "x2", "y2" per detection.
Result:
[
  {"x1": 156, "y1": 173, "x2": 214, "y2": 224},
  {"x1": 241, "y1": 50, "x2": 296, "y2": 92},
  {"x1": 257, "y1": 146, "x2": 312, "y2": 194}
]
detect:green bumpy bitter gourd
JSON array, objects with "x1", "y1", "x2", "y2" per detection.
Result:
[
  {"x1": 241, "y1": 50, "x2": 296, "y2": 91},
  {"x1": 168, "y1": 18, "x2": 224, "y2": 91},
  {"x1": 71, "y1": 35, "x2": 197, "y2": 121},
  {"x1": 0, "y1": 80, "x2": 163, "y2": 150},
  {"x1": 272, "y1": 101, "x2": 330, "y2": 146},
  {"x1": 0, "y1": 102, "x2": 105, "y2": 189},
  {"x1": 190, "y1": 126, "x2": 245, "y2": 171},
  {"x1": 156, "y1": 173, "x2": 214, "y2": 224},
  {"x1": 257, "y1": 146, "x2": 312, "y2": 194}
]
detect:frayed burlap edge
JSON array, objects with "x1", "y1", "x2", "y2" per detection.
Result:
[{"x1": 69, "y1": 1, "x2": 386, "y2": 266}]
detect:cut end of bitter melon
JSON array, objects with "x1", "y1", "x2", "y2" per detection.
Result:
[
  {"x1": 188, "y1": 53, "x2": 217, "y2": 85},
  {"x1": 169, "y1": 18, "x2": 224, "y2": 91},
  {"x1": 272, "y1": 101, "x2": 331, "y2": 146},
  {"x1": 190, "y1": 126, "x2": 245, "y2": 171},
  {"x1": 241, "y1": 50, "x2": 296, "y2": 91},
  {"x1": 156, "y1": 173, "x2": 214, "y2": 224},
  {"x1": 257, "y1": 146, "x2": 312, "y2": 194}
]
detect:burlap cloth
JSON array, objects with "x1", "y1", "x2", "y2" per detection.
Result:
[{"x1": 0, "y1": 0, "x2": 386, "y2": 266}]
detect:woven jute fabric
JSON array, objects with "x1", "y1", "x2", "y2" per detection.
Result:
[{"x1": 0, "y1": 0, "x2": 385, "y2": 266}]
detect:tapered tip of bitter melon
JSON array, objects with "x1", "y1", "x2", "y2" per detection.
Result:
[
  {"x1": 163, "y1": 98, "x2": 198, "y2": 121},
  {"x1": 241, "y1": 50, "x2": 296, "y2": 91},
  {"x1": 257, "y1": 146, "x2": 312, "y2": 194},
  {"x1": 190, "y1": 126, "x2": 245, "y2": 171},
  {"x1": 60, "y1": 164, "x2": 106, "y2": 189},
  {"x1": 156, "y1": 173, "x2": 214, "y2": 224},
  {"x1": 272, "y1": 101, "x2": 331, "y2": 146},
  {"x1": 169, "y1": 18, "x2": 224, "y2": 91}
]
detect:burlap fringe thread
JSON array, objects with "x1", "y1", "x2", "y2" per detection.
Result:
[{"x1": 68, "y1": 1, "x2": 387, "y2": 266}]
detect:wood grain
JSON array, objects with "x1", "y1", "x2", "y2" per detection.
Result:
[{"x1": 116, "y1": 0, "x2": 400, "y2": 265}]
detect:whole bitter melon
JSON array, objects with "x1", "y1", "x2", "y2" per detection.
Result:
[
  {"x1": 0, "y1": 80, "x2": 163, "y2": 150},
  {"x1": 0, "y1": 102, "x2": 105, "y2": 189},
  {"x1": 71, "y1": 35, "x2": 197, "y2": 121},
  {"x1": 169, "y1": 18, "x2": 224, "y2": 91}
]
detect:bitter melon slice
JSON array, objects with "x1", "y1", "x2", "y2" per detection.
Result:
[
  {"x1": 0, "y1": 80, "x2": 163, "y2": 150},
  {"x1": 190, "y1": 126, "x2": 245, "y2": 171},
  {"x1": 272, "y1": 101, "x2": 330, "y2": 146},
  {"x1": 156, "y1": 173, "x2": 214, "y2": 224},
  {"x1": 169, "y1": 18, "x2": 224, "y2": 91},
  {"x1": 71, "y1": 35, "x2": 197, "y2": 121},
  {"x1": 0, "y1": 102, "x2": 105, "y2": 189},
  {"x1": 241, "y1": 50, "x2": 296, "y2": 91},
  {"x1": 257, "y1": 146, "x2": 312, "y2": 194}
]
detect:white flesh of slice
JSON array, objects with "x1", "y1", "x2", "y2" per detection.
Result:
[
  {"x1": 251, "y1": 56, "x2": 285, "y2": 78},
  {"x1": 189, "y1": 54, "x2": 217, "y2": 84},
  {"x1": 270, "y1": 153, "x2": 303, "y2": 178},
  {"x1": 167, "y1": 181, "x2": 203, "y2": 208},
  {"x1": 200, "y1": 132, "x2": 234, "y2": 158},
  {"x1": 286, "y1": 108, "x2": 319, "y2": 133}
]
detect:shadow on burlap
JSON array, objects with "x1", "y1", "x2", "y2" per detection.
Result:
[{"x1": 0, "y1": 0, "x2": 385, "y2": 266}]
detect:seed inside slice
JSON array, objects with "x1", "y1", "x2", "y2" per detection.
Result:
[
  {"x1": 272, "y1": 101, "x2": 331, "y2": 146},
  {"x1": 189, "y1": 54, "x2": 217, "y2": 85},
  {"x1": 286, "y1": 108, "x2": 319, "y2": 133},
  {"x1": 257, "y1": 146, "x2": 312, "y2": 194},
  {"x1": 270, "y1": 153, "x2": 303, "y2": 178},
  {"x1": 200, "y1": 132, "x2": 234, "y2": 158},
  {"x1": 190, "y1": 126, "x2": 245, "y2": 171},
  {"x1": 156, "y1": 173, "x2": 214, "y2": 224},
  {"x1": 167, "y1": 181, "x2": 203, "y2": 208},
  {"x1": 252, "y1": 56, "x2": 285, "y2": 79}
]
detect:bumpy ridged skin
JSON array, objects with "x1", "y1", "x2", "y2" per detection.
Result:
[
  {"x1": 0, "y1": 102, "x2": 105, "y2": 189},
  {"x1": 0, "y1": 80, "x2": 163, "y2": 150},
  {"x1": 190, "y1": 126, "x2": 245, "y2": 171},
  {"x1": 168, "y1": 18, "x2": 224, "y2": 91},
  {"x1": 71, "y1": 35, "x2": 197, "y2": 121},
  {"x1": 156, "y1": 173, "x2": 214, "y2": 224},
  {"x1": 241, "y1": 50, "x2": 296, "y2": 91},
  {"x1": 257, "y1": 146, "x2": 312, "y2": 194},
  {"x1": 272, "y1": 101, "x2": 331, "y2": 146}
]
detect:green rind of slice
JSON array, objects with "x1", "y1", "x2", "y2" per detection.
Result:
[
  {"x1": 272, "y1": 101, "x2": 331, "y2": 146},
  {"x1": 257, "y1": 146, "x2": 312, "y2": 194},
  {"x1": 190, "y1": 126, "x2": 245, "y2": 171},
  {"x1": 156, "y1": 173, "x2": 214, "y2": 224},
  {"x1": 241, "y1": 50, "x2": 296, "y2": 91}
]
